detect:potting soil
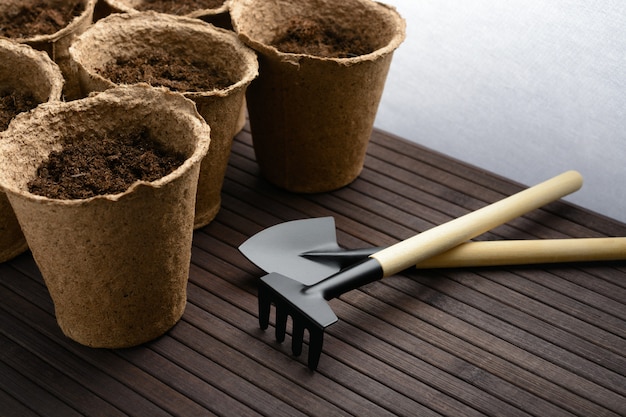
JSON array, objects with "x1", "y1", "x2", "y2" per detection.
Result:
[
  {"x1": 0, "y1": 90, "x2": 38, "y2": 131},
  {"x1": 135, "y1": 0, "x2": 224, "y2": 14},
  {"x1": 0, "y1": 0, "x2": 85, "y2": 38},
  {"x1": 28, "y1": 128, "x2": 186, "y2": 199},
  {"x1": 96, "y1": 49, "x2": 235, "y2": 92},
  {"x1": 271, "y1": 17, "x2": 375, "y2": 58}
]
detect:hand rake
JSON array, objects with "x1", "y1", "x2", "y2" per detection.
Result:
[{"x1": 257, "y1": 171, "x2": 583, "y2": 370}]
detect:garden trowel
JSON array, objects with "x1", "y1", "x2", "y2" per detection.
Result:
[
  {"x1": 250, "y1": 171, "x2": 591, "y2": 370},
  {"x1": 240, "y1": 217, "x2": 626, "y2": 286}
]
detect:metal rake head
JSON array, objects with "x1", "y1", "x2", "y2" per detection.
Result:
[
  {"x1": 257, "y1": 259, "x2": 384, "y2": 370},
  {"x1": 258, "y1": 272, "x2": 338, "y2": 370}
]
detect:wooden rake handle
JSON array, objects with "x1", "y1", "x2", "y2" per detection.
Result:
[
  {"x1": 415, "y1": 237, "x2": 626, "y2": 268},
  {"x1": 371, "y1": 170, "x2": 584, "y2": 276}
]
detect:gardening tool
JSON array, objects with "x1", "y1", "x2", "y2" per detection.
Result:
[
  {"x1": 240, "y1": 217, "x2": 626, "y2": 283},
  {"x1": 251, "y1": 171, "x2": 585, "y2": 370}
]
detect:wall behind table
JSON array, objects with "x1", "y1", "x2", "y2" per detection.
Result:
[{"x1": 375, "y1": 0, "x2": 626, "y2": 224}]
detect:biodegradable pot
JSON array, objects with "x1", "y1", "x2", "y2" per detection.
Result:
[
  {"x1": 0, "y1": 85, "x2": 211, "y2": 348},
  {"x1": 0, "y1": 0, "x2": 97, "y2": 100},
  {"x1": 0, "y1": 39, "x2": 64, "y2": 263},
  {"x1": 69, "y1": 12, "x2": 258, "y2": 227},
  {"x1": 94, "y1": 0, "x2": 246, "y2": 131},
  {"x1": 230, "y1": 0, "x2": 406, "y2": 193},
  {"x1": 101, "y1": 0, "x2": 233, "y2": 28}
]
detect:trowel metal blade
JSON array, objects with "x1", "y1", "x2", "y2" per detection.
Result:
[{"x1": 238, "y1": 217, "x2": 344, "y2": 285}]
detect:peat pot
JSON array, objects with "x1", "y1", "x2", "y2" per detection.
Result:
[
  {"x1": 230, "y1": 0, "x2": 406, "y2": 192},
  {"x1": 0, "y1": 0, "x2": 97, "y2": 99},
  {"x1": 0, "y1": 85, "x2": 211, "y2": 347},
  {"x1": 101, "y1": 0, "x2": 233, "y2": 28},
  {"x1": 0, "y1": 39, "x2": 64, "y2": 263},
  {"x1": 69, "y1": 11, "x2": 258, "y2": 227}
]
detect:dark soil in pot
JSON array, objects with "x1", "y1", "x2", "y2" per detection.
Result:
[
  {"x1": 96, "y1": 49, "x2": 236, "y2": 92},
  {"x1": 135, "y1": 0, "x2": 224, "y2": 15},
  {"x1": 28, "y1": 128, "x2": 186, "y2": 199},
  {"x1": 0, "y1": 90, "x2": 38, "y2": 131},
  {"x1": 0, "y1": 0, "x2": 85, "y2": 38},
  {"x1": 271, "y1": 17, "x2": 375, "y2": 58}
]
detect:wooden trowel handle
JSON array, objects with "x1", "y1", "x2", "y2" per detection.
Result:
[
  {"x1": 415, "y1": 238, "x2": 626, "y2": 268},
  {"x1": 371, "y1": 170, "x2": 584, "y2": 276}
]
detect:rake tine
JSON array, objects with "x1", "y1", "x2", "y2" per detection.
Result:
[
  {"x1": 258, "y1": 285, "x2": 271, "y2": 330},
  {"x1": 275, "y1": 306, "x2": 288, "y2": 343},
  {"x1": 307, "y1": 327, "x2": 325, "y2": 370},
  {"x1": 291, "y1": 320, "x2": 305, "y2": 356}
]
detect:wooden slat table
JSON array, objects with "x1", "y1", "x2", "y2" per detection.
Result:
[{"x1": 2, "y1": 125, "x2": 625, "y2": 416}]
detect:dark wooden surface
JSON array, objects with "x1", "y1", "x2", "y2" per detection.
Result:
[{"x1": 2, "y1": 125, "x2": 625, "y2": 416}]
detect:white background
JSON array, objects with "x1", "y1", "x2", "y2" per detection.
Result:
[{"x1": 374, "y1": 0, "x2": 626, "y2": 224}]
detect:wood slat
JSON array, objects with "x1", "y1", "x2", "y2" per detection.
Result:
[
  {"x1": 1, "y1": 125, "x2": 625, "y2": 416},
  {"x1": 0, "y1": 265, "x2": 212, "y2": 417},
  {"x1": 360, "y1": 276, "x2": 626, "y2": 413}
]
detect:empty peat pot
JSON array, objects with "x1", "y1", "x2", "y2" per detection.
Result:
[
  {"x1": 0, "y1": 0, "x2": 97, "y2": 99},
  {"x1": 0, "y1": 85, "x2": 211, "y2": 348},
  {"x1": 230, "y1": 0, "x2": 406, "y2": 193},
  {"x1": 69, "y1": 11, "x2": 258, "y2": 227},
  {"x1": 0, "y1": 39, "x2": 64, "y2": 263}
]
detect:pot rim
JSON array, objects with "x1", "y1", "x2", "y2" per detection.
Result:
[
  {"x1": 0, "y1": 84, "x2": 211, "y2": 206},
  {"x1": 230, "y1": 0, "x2": 406, "y2": 67},
  {"x1": 1, "y1": 0, "x2": 98, "y2": 43},
  {"x1": 0, "y1": 39, "x2": 65, "y2": 103},
  {"x1": 103, "y1": 0, "x2": 231, "y2": 19},
  {"x1": 69, "y1": 11, "x2": 259, "y2": 95}
]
